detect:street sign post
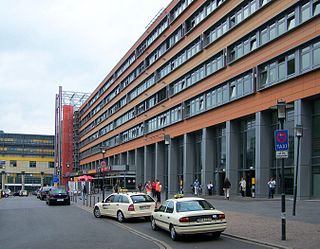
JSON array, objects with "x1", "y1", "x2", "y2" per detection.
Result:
[{"x1": 275, "y1": 129, "x2": 289, "y2": 159}]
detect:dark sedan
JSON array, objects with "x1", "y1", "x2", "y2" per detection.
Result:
[
  {"x1": 39, "y1": 186, "x2": 52, "y2": 200},
  {"x1": 46, "y1": 188, "x2": 70, "y2": 205}
]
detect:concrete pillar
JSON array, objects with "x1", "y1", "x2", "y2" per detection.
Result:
[
  {"x1": 183, "y1": 133, "x2": 195, "y2": 194},
  {"x1": 226, "y1": 121, "x2": 240, "y2": 195},
  {"x1": 135, "y1": 147, "x2": 144, "y2": 187},
  {"x1": 201, "y1": 128, "x2": 215, "y2": 195},
  {"x1": 1, "y1": 171, "x2": 5, "y2": 190},
  {"x1": 155, "y1": 142, "x2": 165, "y2": 184},
  {"x1": 144, "y1": 145, "x2": 155, "y2": 183},
  {"x1": 40, "y1": 172, "x2": 44, "y2": 188},
  {"x1": 295, "y1": 99, "x2": 312, "y2": 199},
  {"x1": 168, "y1": 138, "x2": 178, "y2": 196},
  {"x1": 255, "y1": 112, "x2": 272, "y2": 198},
  {"x1": 128, "y1": 150, "x2": 135, "y2": 171},
  {"x1": 21, "y1": 171, "x2": 25, "y2": 191}
]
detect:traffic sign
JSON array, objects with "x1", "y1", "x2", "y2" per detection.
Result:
[
  {"x1": 53, "y1": 175, "x2": 59, "y2": 183},
  {"x1": 275, "y1": 129, "x2": 289, "y2": 159},
  {"x1": 100, "y1": 161, "x2": 107, "y2": 167}
]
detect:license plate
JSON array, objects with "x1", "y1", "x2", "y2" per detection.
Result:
[
  {"x1": 197, "y1": 218, "x2": 212, "y2": 222},
  {"x1": 57, "y1": 199, "x2": 64, "y2": 201},
  {"x1": 139, "y1": 205, "x2": 150, "y2": 210}
]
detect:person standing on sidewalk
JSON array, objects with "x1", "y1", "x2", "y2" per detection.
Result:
[
  {"x1": 223, "y1": 177, "x2": 231, "y2": 200},
  {"x1": 193, "y1": 179, "x2": 200, "y2": 195},
  {"x1": 207, "y1": 181, "x2": 213, "y2": 195},
  {"x1": 145, "y1": 180, "x2": 152, "y2": 196},
  {"x1": 155, "y1": 179, "x2": 162, "y2": 205},
  {"x1": 82, "y1": 185, "x2": 87, "y2": 200},
  {"x1": 267, "y1": 178, "x2": 276, "y2": 198},
  {"x1": 239, "y1": 177, "x2": 246, "y2": 197}
]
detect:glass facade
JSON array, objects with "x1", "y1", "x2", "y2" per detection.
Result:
[{"x1": 312, "y1": 99, "x2": 320, "y2": 197}]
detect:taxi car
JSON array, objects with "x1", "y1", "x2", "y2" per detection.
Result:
[
  {"x1": 93, "y1": 192, "x2": 156, "y2": 222},
  {"x1": 150, "y1": 197, "x2": 226, "y2": 240}
]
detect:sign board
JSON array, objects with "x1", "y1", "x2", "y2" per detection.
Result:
[
  {"x1": 111, "y1": 164, "x2": 129, "y2": 172},
  {"x1": 275, "y1": 129, "x2": 289, "y2": 159},
  {"x1": 100, "y1": 161, "x2": 107, "y2": 167},
  {"x1": 53, "y1": 175, "x2": 60, "y2": 183}
]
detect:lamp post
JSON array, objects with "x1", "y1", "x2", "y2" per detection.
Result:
[
  {"x1": 277, "y1": 99, "x2": 286, "y2": 241},
  {"x1": 164, "y1": 135, "x2": 170, "y2": 200},
  {"x1": 66, "y1": 163, "x2": 70, "y2": 190},
  {"x1": 101, "y1": 149, "x2": 106, "y2": 200},
  {"x1": 293, "y1": 124, "x2": 303, "y2": 216}
]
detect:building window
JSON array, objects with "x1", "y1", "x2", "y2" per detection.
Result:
[
  {"x1": 29, "y1": 161, "x2": 36, "y2": 168},
  {"x1": 10, "y1": 160, "x2": 17, "y2": 167},
  {"x1": 287, "y1": 53, "x2": 296, "y2": 76},
  {"x1": 49, "y1": 162, "x2": 54, "y2": 168}
]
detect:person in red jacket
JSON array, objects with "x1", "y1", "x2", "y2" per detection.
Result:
[
  {"x1": 151, "y1": 181, "x2": 156, "y2": 198},
  {"x1": 155, "y1": 179, "x2": 162, "y2": 204}
]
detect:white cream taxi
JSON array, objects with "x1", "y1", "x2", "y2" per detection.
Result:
[
  {"x1": 151, "y1": 197, "x2": 226, "y2": 240},
  {"x1": 93, "y1": 192, "x2": 156, "y2": 222}
]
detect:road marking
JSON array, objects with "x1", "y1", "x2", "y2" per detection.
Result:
[{"x1": 73, "y1": 203, "x2": 172, "y2": 249}]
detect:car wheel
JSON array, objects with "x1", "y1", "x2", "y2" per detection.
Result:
[
  {"x1": 170, "y1": 225, "x2": 178, "y2": 241},
  {"x1": 151, "y1": 217, "x2": 158, "y2": 231},
  {"x1": 144, "y1": 216, "x2": 151, "y2": 221},
  {"x1": 212, "y1": 232, "x2": 221, "y2": 239},
  {"x1": 93, "y1": 207, "x2": 101, "y2": 218},
  {"x1": 117, "y1": 211, "x2": 124, "y2": 223}
]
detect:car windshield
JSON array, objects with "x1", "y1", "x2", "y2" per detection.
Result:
[
  {"x1": 176, "y1": 200, "x2": 215, "y2": 212},
  {"x1": 131, "y1": 195, "x2": 154, "y2": 203},
  {"x1": 51, "y1": 188, "x2": 67, "y2": 194}
]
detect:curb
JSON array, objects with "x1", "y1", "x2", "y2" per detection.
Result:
[{"x1": 222, "y1": 233, "x2": 293, "y2": 249}]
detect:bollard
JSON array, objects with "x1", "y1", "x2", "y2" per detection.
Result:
[
  {"x1": 83, "y1": 196, "x2": 85, "y2": 205},
  {"x1": 86, "y1": 196, "x2": 88, "y2": 206},
  {"x1": 89, "y1": 195, "x2": 92, "y2": 207},
  {"x1": 97, "y1": 196, "x2": 100, "y2": 203},
  {"x1": 93, "y1": 196, "x2": 96, "y2": 206}
]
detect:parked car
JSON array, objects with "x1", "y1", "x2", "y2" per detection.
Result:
[
  {"x1": 93, "y1": 192, "x2": 156, "y2": 222},
  {"x1": 19, "y1": 190, "x2": 28, "y2": 197},
  {"x1": 151, "y1": 197, "x2": 226, "y2": 240},
  {"x1": 39, "y1": 186, "x2": 52, "y2": 200},
  {"x1": 46, "y1": 187, "x2": 70, "y2": 205}
]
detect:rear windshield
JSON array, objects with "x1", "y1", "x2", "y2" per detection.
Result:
[
  {"x1": 176, "y1": 200, "x2": 215, "y2": 212},
  {"x1": 51, "y1": 188, "x2": 67, "y2": 194},
  {"x1": 131, "y1": 195, "x2": 154, "y2": 203}
]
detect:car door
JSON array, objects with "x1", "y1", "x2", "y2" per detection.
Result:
[
  {"x1": 154, "y1": 201, "x2": 170, "y2": 230},
  {"x1": 111, "y1": 195, "x2": 122, "y2": 218},
  {"x1": 163, "y1": 201, "x2": 174, "y2": 231},
  {"x1": 101, "y1": 195, "x2": 114, "y2": 216}
]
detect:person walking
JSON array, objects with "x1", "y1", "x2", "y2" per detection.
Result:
[
  {"x1": 151, "y1": 181, "x2": 156, "y2": 198},
  {"x1": 145, "y1": 180, "x2": 152, "y2": 196},
  {"x1": 207, "y1": 181, "x2": 213, "y2": 195},
  {"x1": 223, "y1": 177, "x2": 231, "y2": 200},
  {"x1": 193, "y1": 179, "x2": 200, "y2": 195},
  {"x1": 239, "y1": 177, "x2": 246, "y2": 197},
  {"x1": 155, "y1": 179, "x2": 162, "y2": 206},
  {"x1": 267, "y1": 178, "x2": 276, "y2": 198},
  {"x1": 82, "y1": 185, "x2": 87, "y2": 200}
]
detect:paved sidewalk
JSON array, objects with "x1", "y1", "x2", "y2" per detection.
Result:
[{"x1": 72, "y1": 192, "x2": 320, "y2": 249}]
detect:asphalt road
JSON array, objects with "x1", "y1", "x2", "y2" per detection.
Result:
[{"x1": 0, "y1": 196, "x2": 273, "y2": 249}]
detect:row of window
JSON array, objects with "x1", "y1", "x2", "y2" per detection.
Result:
[
  {"x1": 7, "y1": 160, "x2": 54, "y2": 168},
  {"x1": 0, "y1": 147, "x2": 54, "y2": 156},
  {"x1": 228, "y1": 0, "x2": 320, "y2": 63},
  {"x1": 82, "y1": 0, "x2": 195, "y2": 115},
  {"x1": 0, "y1": 137, "x2": 53, "y2": 145},
  {"x1": 80, "y1": 0, "x2": 271, "y2": 135},
  {"x1": 258, "y1": 38, "x2": 320, "y2": 89},
  {"x1": 80, "y1": 37, "x2": 319, "y2": 159}
]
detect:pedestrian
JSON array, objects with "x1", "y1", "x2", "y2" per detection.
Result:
[
  {"x1": 207, "y1": 181, "x2": 213, "y2": 195},
  {"x1": 193, "y1": 179, "x2": 200, "y2": 195},
  {"x1": 145, "y1": 180, "x2": 152, "y2": 196},
  {"x1": 239, "y1": 177, "x2": 246, "y2": 197},
  {"x1": 155, "y1": 179, "x2": 162, "y2": 205},
  {"x1": 113, "y1": 183, "x2": 119, "y2": 193},
  {"x1": 223, "y1": 177, "x2": 231, "y2": 200},
  {"x1": 82, "y1": 185, "x2": 87, "y2": 200},
  {"x1": 267, "y1": 178, "x2": 276, "y2": 198},
  {"x1": 151, "y1": 181, "x2": 156, "y2": 197},
  {"x1": 138, "y1": 183, "x2": 142, "y2": 192}
]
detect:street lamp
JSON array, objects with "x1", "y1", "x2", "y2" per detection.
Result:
[
  {"x1": 277, "y1": 99, "x2": 286, "y2": 241},
  {"x1": 66, "y1": 163, "x2": 70, "y2": 189},
  {"x1": 164, "y1": 135, "x2": 170, "y2": 200},
  {"x1": 293, "y1": 124, "x2": 303, "y2": 216},
  {"x1": 100, "y1": 148, "x2": 106, "y2": 200}
]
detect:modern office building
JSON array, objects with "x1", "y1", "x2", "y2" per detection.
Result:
[
  {"x1": 77, "y1": 0, "x2": 320, "y2": 198},
  {"x1": 0, "y1": 132, "x2": 54, "y2": 192}
]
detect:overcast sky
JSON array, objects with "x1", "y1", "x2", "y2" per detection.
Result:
[{"x1": 0, "y1": 0, "x2": 171, "y2": 135}]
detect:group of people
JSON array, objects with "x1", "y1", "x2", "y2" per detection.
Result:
[{"x1": 138, "y1": 179, "x2": 162, "y2": 203}]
